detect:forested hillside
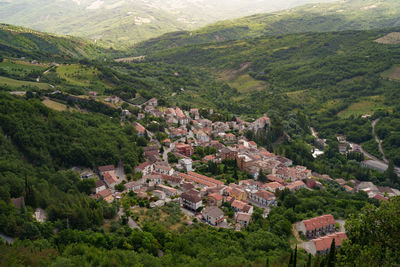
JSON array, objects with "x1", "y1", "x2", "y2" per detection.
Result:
[
  {"x1": 131, "y1": 0, "x2": 400, "y2": 54},
  {"x1": 0, "y1": 24, "x2": 110, "y2": 60}
]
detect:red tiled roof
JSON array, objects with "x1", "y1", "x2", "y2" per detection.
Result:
[
  {"x1": 187, "y1": 172, "x2": 224, "y2": 186},
  {"x1": 208, "y1": 193, "x2": 223, "y2": 201},
  {"x1": 254, "y1": 190, "x2": 275, "y2": 200},
  {"x1": 264, "y1": 182, "x2": 283, "y2": 189},
  {"x1": 181, "y1": 190, "x2": 202, "y2": 203},
  {"x1": 313, "y1": 232, "x2": 347, "y2": 251},
  {"x1": 104, "y1": 172, "x2": 119, "y2": 185},
  {"x1": 179, "y1": 173, "x2": 216, "y2": 187},
  {"x1": 302, "y1": 214, "x2": 336, "y2": 231},
  {"x1": 97, "y1": 189, "x2": 112, "y2": 198},
  {"x1": 136, "y1": 161, "x2": 152, "y2": 170},
  {"x1": 98, "y1": 165, "x2": 115, "y2": 173},
  {"x1": 231, "y1": 200, "x2": 252, "y2": 213}
]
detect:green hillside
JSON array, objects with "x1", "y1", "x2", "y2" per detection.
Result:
[
  {"x1": 0, "y1": 24, "x2": 109, "y2": 60},
  {"x1": 131, "y1": 0, "x2": 400, "y2": 54}
]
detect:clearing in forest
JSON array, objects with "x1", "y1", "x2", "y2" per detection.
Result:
[
  {"x1": 381, "y1": 65, "x2": 400, "y2": 81},
  {"x1": 375, "y1": 32, "x2": 400, "y2": 44},
  {"x1": 338, "y1": 96, "x2": 387, "y2": 118},
  {"x1": 0, "y1": 76, "x2": 51, "y2": 89}
]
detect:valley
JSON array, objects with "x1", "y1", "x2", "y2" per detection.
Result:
[{"x1": 0, "y1": 0, "x2": 400, "y2": 266}]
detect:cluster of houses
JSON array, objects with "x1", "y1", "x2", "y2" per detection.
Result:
[
  {"x1": 90, "y1": 97, "x2": 399, "y2": 230},
  {"x1": 297, "y1": 214, "x2": 347, "y2": 255},
  {"x1": 316, "y1": 174, "x2": 400, "y2": 201}
]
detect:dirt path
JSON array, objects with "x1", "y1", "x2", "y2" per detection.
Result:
[{"x1": 372, "y1": 118, "x2": 388, "y2": 163}]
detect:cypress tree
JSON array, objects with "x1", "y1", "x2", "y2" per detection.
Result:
[
  {"x1": 327, "y1": 238, "x2": 336, "y2": 267},
  {"x1": 289, "y1": 250, "x2": 293, "y2": 266},
  {"x1": 294, "y1": 245, "x2": 298, "y2": 267},
  {"x1": 307, "y1": 253, "x2": 312, "y2": 267}
]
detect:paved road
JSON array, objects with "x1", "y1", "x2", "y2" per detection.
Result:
[{"x1": 116, "y1": 159, "x2": 126, "y2": 181}]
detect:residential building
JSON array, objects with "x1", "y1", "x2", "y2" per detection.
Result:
[
  {"x1": 297, "y1": 214, "x2": 336, "y2": 239},
  {"x1": 175, "y1": 143, "x2": 194, "y2": 157},
  {"x1": 263, "y1": 182, "x2": 285, "y2": 193},
  {"x1": 207, "y1": 193, "x2": 224, "y2": 206},
  {"x1": 202, "y1": 206, "x2": 224, "y2": 226},
  {"x1": 220, "y1": 147, "x2": 238, "y2": 161},
  {"x1": 125, "y1": 181, "x2": 143, "y2": 192},
  {"x1": 305, "y1": 232, "x2": 348, "y2": 256},
  {"x1": 134, "y1": 161, "x2": 154, "y2": 175},
  {"x1": 96, "y1": 189, "x2": 114, "y2": 203},
  {"x1": 286, "y1": 180, "x2": 306, "y2": 191},
  {"x1": 249, "y1": 190, "x2": 276, "y2": 207},
  {"x1": 157, "y1": 184, "x2": 178, "y2": 197},
  {"x1": 103, "y1": 172, "x2": 119, "y2": 189},
  {"x1": 179, "y1": 158, "x2": 193, "y2": 172},
  {"x1": 180, "y1": 190, "x2": 202, "y2": 211},
  {"x1": 95, "y1": 180, "x2": 106, "y2": 193},
  {"x1": 235, "y1": 212, "x2": 252, "y2": 227},
  {"x1": 133, "y1": 122, "x2": 146, "y2": 137},
  {"x1": 231, "y1": 200, "x2": 253, "y2": 214},
  {"x1": 98, "y1": 165, "x2": 115, "y2": 176}
]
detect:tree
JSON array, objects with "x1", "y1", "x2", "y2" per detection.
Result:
[
  {"x1": 115, "y1": 183, "x2": 126, "y2": 192},
  {"x1": 327, "y1": 239, "x2": 336, "y2": 267},
  {"x1": 385, "y1": 160, "x2": 397, "y2": 184},
  {"x1": 259, "y1": 169, "x2": 268, "y2": 182},
  {"x1": 293, "y1": 245, "x2": 297, "y2": 267},
  {"x1": 288, "y1": 250, "x2": 293, "y2": 266},
  {"x1": 307, "y1": 253, "x2": 312, "y2": 267},
  {"x1": 338, "y1": 197, "x2": 400, "y2": 266}
]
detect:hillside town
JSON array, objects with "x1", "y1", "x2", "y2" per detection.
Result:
[{"x1": 68, "y1": 97, "x2": 400, "y2": 255}]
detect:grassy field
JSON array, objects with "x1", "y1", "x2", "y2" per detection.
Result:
[
  {"x1": 42, "y1": 99, "x2": 68, "y2": 111},
  {"x1": 42, "y1": 98, "x2": 80, "y2": 112},
  {"x1": 222, "y1": 72, "x2": 268, "y2": 93},
  {"x1": 381, "y1": 65, "x2": 400, "y2": 81},
  {"x1": 56, "y1": 64, "x2": 109, "y2": 88},
  {"x1": 132, "y1": 204, "x2": 189, "y2": 231},
  {"x1": 338, "y1": 96, "x2": 387, "y2": 118},
  {"x1": 0, "y1": 59, "x2": 47, "y2": 76},
  {"x1": 0, "y1": 76, "x2": 51, "y2": 90}
]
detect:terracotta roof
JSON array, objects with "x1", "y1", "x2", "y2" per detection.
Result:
[
  {"x1": 236, "y1": 212, "x2": 252, "y2": 222},
  {"x1": 98, "y1": 165, "x2": 115, "y2": 173},
  {"x1": 179, "y1": 173, "x2": 215, "y2": 187},
  {"x1": 187, "y1": 172, "x2": 224, "y2": 186},
  {"x1": 286, "y1": 180, "x2": 305, "y2": 190},
  {"x1": 103, "y1": 172, "x2": 119, "y2": 185},
  {"x1": 97, "y1": 189, "x2": 112, "y2": 198},
  {"x1": 134, "y1": 123, "x2": 146, "y2": 132},
  {"x1": 231, "y1": 200, "x2": 252, "y2": 213},
  {"x1": 302, "y1": 214, "x2": 336, "y2": 231},
  {"x1": 254, "y1": 190, "x2": 275, "y2": 200},
  {"x1": 202, "y1": 206, "x2": 224, "y2": 218},
  {"x1": 267, "y1": 174, "x2": 285, "y2": 184},
  {"x1": 136, "y1": 161, "x2": 152, "y2": 170},
  {"x1": 181, "y1": 190, "x2": 202, "y2": 203},
  {"x1": 208, "y1": 193, "x2": 223, "y2": 201},
  {"x1": 161, "y1": 174, "x2": 183, "y2": 184},
  {"x1": 264, "y1": 182, "x2": 283, "y2": 189},
  {"x1": 95, "y1": 180, "x2": 106, "y2": 188},
  {"x1": 313, "y1": 232, "x2": 347, "y2": 251}
]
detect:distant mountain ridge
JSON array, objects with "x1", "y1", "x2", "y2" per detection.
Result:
[
  {"x1": 0, "y1": 0, "x2": 334, "y2": 48},
  {"x1": 130, "y1": 0, "x2": 400, "y2": 55}
]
